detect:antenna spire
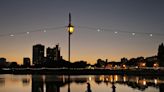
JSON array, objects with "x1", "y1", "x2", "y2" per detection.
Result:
[{"x1": 69, "y1": 12, "x2": 71, "y2": 24}]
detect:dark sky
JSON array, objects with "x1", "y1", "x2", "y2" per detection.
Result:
[{"x1": 0, "y1": 0, "x2": 164, "y2": 64}]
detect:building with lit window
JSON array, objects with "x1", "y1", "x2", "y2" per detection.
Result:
[
  {"x1": 23, "y1": 57, "x2": 31, "y2": 67},
  {"x1": 46, "y1": 44, "x2": 61, "y2": 62},
  {"x1": 32, "y1": 44, "x2": 45, "y2": 65}
]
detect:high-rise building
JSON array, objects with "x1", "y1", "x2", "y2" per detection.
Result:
[
  {"x1": 0, "y1": 58, "x2": 6, "y2": 67},
  {"x1": 23, "y1": 57, "x2": 31, "y2": 67},
  {"x1": 46, "y1": 44, "x2": 61, "y2": 62},
  {"x1": 33, "y1": 44, "x2": 45, "y2": 65}
]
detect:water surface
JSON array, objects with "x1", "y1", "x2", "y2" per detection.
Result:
[{"x1": 0, "y1": 74, "x2": 163, "y2": 92}]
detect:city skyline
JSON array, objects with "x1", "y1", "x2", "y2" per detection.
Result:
[{"x1": 0, "y1": 0, "x2": 164, "y2": 64}]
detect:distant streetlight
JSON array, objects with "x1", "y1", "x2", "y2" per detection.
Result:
[
  {"x1": 68, "y1": 24, "x2": 74, "y2": 34},
  {"x1": 67, "y1": 13, "x2": 74, "y2": 92},
  {"x1": 67, "y1": 13, "x2": 74, "y2": 63}
]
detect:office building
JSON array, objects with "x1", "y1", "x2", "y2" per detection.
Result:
[
  {"x1": 33, "y1": 44, "x2": 45, "y2": 65},
  {"x1": 23, "y1": 57, "x2": 31, "y2": 67},
  {"x1": 46, "y1": 44, "x2": 61, "y2": 62}
]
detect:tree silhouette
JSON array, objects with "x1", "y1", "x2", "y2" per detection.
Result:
[{"x1": 157, "y1": 43, "x2": 164, "y2": 66}]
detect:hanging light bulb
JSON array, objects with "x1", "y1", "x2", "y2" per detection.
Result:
[
  {"x1": 43, "y1": 30, "x2": 47, "y2": 33},
  {"x1": 132, "y1": 33, "x2": 135, "y2": 35},
  {"x1": 27, "y1": 32, "x2": 30, "y2": 34},
  {"x1": 114, "y1": 31, "x2": 118, "y2": 34},
  {"x1": 10, "y1": 34, "x2": 14, "y2": 37},
  {"x1": 97, "y1": 29, "x2": 100, "y2": 32}
]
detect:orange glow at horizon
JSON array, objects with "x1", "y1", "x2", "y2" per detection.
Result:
[{"x1": 2, "y1": 51, "x2": 156, "y2": 65}]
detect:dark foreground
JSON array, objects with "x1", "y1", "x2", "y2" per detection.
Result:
[{"x1": 0, "y1": 68, "x2": 164, "y2": 76}]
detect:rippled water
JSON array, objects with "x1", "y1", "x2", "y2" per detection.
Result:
[{"x1": 0, "y1": 74, "x2": 163, "y2": 92}]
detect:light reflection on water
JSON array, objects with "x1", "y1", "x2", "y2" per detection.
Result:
[{"x1": 0, "y1": 74, "x2": 163, "y2": 92}]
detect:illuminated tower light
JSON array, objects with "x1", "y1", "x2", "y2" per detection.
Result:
[{"x1": 150, "y1": 34, "x2": 153, "y2": 37}]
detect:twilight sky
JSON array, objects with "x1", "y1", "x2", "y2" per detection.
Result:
[{"x1": 0, "y1": 0, "x2": 164, "y2": 64}]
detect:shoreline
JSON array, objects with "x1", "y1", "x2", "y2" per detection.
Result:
[{"x1": 0, "y1": 68, "x2": 164, "y2": 76}]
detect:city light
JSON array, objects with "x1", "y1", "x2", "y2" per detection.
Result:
[
  {"x1": 142, "y1": 63, "x2": 146, "y2": 66},
  {"x1": 154, "y1": 79, "x2": 158, "y2": 84},
  {"x1": 143, "y1": 79, "x2": 147, "y2": 86},
  {"x1": 123, "y1": 76, "x2": 127, "y2": 82},
  {"x1": 89, "y1": 76, "x2": 92, "y2": 81}
]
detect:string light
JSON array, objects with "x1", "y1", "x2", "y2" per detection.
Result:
[
  {"x1": 77, "y1": 26, "x2": 164, "y2": 38},
  {"x1": 0, "y1": 26, "x2": 65, "y2": 38},
  {"x1": 114, "y1": 31, "x2": 118, "y2": 34},
  {"x1": 97, "y1": 29, "x2": 100, "y2": 32},
  {"x1": 26, "y1": 32, "x2": 30, "y2": 34},
  {"x1": 10, "y1": 34, "x2": 14, "y2": 37},
  {"x1": 132, "y1": 33, "x2": 135, "y2": 36},
  {"x1": 43, "y1": 30, "x2": 47, "y2": 33},
  {"x1": 0, "y1": 26, "x2": 163, "y2": 39}
]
